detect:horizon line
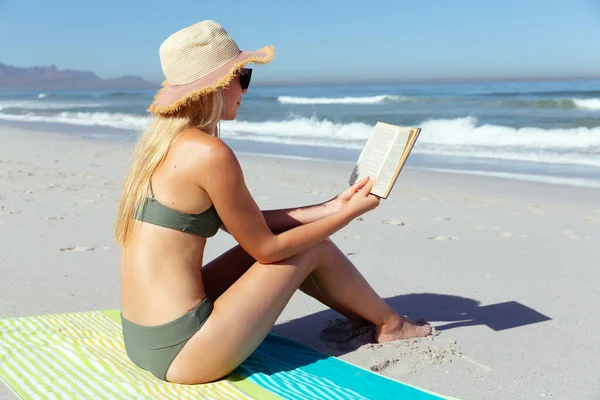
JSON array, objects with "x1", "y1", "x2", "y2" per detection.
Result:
[
  {"x1": 3, "y1": 59, "x2": 600, "y2": 87},
  {"x1": 253, "y1": 75, "x2": 600, "y2": 87}
]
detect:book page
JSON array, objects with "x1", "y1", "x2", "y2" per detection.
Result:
[
  {"x1": 373, "y1": 129, "x2": 411, "y2": 197},
  {"x1": 349, "y1": 122, "x2": 420, "y2": 199},
  {"x1": 348, "y1": 122, "x2": 398, "y2": 194}
]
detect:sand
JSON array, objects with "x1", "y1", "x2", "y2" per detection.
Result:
[{"x1": 1, "y1": 125, "x2": 599, "y2": 400}]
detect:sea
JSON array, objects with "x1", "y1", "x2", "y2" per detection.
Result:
[{"x1": 1, "y1": 79, "x2": 600, "y2": 188}]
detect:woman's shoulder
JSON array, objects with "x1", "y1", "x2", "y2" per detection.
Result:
[{"x1": 173, "y1": 128, "x2": 238, "y2": 170}]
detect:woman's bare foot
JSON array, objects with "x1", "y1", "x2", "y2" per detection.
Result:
[{"x1": 375, "y1": 315, "x2": 432, "y2": 343}]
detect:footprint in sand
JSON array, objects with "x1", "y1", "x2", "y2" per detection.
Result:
[
  {"x1": 496, "y1": 232, "x2": 527, "y2": 238},
  {"x1": 583, "y1": 217, "x2": 600, "y2": 223},
  {"x1": 59, "y1": 246, "x2": 95, "y2": 252},
  {"x1": 370, "y1": 357, "x2": 410, "y2": 374},
  {"x1": 319, "y1": 319, "x2": 375, "y2": 351},
  {"x1": 382, "y1": 219, "x2": 408, "y2": 226},
  {"x1": 428, "y1": 235, "x2": 458, "y2": 241},
  {"x1": 368, "y1": 335, "x2": 461, "y2": 374},
  {"x1": 497, "y1": 232, "x2": 514, "y2": 238},
  {"x1": 320, "y1": 320, "x2": 355, "y2": 343}
]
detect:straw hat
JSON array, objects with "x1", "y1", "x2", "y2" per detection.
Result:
[{"x1": 149, "y1": 20, "x2": 275, "y2": 115}]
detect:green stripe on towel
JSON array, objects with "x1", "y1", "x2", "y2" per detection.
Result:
[{"x1": 0, "y1": 310, "x2": 453, "y2": 399}]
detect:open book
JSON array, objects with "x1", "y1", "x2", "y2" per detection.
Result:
[{"x1": 349, "y1": 122, "x2": 421, "y2": 199}]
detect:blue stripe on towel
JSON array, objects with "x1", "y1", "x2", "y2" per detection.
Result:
[{"x1": 236, "y1": 334, "x2": 447, "y2": 400}]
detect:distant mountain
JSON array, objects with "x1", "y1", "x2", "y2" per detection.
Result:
[{"x1": 0, "y1": 62, "x2": 157, "y2": 90}]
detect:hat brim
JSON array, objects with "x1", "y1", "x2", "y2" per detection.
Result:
[{"x1": 149, "y1": 45, "x2": 275, "y2": 115}]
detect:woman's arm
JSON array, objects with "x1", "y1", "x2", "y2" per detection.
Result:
[
  {"x1": 219, "y1": 201, "x2": 337, "y2": 234},
  {"x1": 216, "y1": 200, "x2": 336, "y2": 235},
  {"x1": 198, "y1": 140, "x2": 378, "y2": 264},
  {"x1": 260, "y1": 175, "x2": 370, "y2": 233},
  {"x1": 221, "y1": 182, "x2": 364, "y2": 234}
]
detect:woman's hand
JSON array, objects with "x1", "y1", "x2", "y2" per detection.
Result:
[{"x1": 331, "y1": 176, "x2": 380, "y2": 218}]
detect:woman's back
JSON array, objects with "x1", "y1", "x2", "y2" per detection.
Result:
[{"x1": 120, "y1": 130, "x2": 220, "y2": 326}]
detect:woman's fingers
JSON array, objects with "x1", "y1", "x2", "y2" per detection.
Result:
[
  {"x1": 360, "y1": 177, "x2": 376, "y2": 196},
  {"x1": 350, "y1": 176, "x2": 370, "y2": 191}
]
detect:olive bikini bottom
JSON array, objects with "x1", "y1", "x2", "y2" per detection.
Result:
[{"x1": 121, "y1": 297, "x2": 213, "y2": 381}]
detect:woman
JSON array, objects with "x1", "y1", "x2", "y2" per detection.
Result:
[{"x1": 115, "y1": 20, "x2": 431, "y2": 385}]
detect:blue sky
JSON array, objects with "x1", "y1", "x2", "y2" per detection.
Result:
[{"x1": 0, "y1": 0, "x2": 599, "y2": 85}]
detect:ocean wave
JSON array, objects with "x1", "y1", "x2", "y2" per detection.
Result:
[
  {"x1": 0, "y1": 111, "x2": 150, "y2": 130},
  {"x1": 1, "y1": 111, "x2": 598, "y2": 167},
  {"x1": 223, "y1": 117, "x2": 371, "y2": 143},
  {"x1": 482, "y1": 89, "x2": 600, "y2": 97},
  {"x1": 277, "y1": 95, "x2": 408, "y2": 105},
  {"x1": 573, "y1": 98, "x2": 600, "y2": 110},
  {"x1": 500, "y1": 98, "x2": 575, "y2": 109},
  {"x1": 0, "y1": 100, "x2": 105, "y2": 111},
  {"x1": 499, "y1": 97, "x2": 600, "y2": 110},
  {"x1": 223, "y1": 116, "x2": 600, "y2": 167},
  {"x1": 418, "y1": 116, "x2": 600, "y2": 149},
  {"x1": 223, "y1": 116, "x2": 600, "y2": 150}
]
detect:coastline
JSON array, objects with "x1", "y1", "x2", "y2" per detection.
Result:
[{"x1": 1, "y1": 125, "x2": 599, "y2": 399}]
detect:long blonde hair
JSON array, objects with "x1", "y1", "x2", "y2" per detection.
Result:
[{"x1": 114, "y1": 90, "x2": 223, "y2": 246}]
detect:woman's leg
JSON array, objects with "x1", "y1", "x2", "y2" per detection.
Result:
[
  {"x1": 170, "y1": 240, "x2": 430, "y2": 384},
  {"x1": 202, "y1": 243, "x2": 365, "y2": 328}
]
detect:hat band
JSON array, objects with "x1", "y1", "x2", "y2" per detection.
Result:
[{"x1": 170, "y1": 51, "x2": 241, "y2": 85}]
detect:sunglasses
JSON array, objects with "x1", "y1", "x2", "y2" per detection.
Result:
[{"x1": 239, "y1": 68, "x2": 252, "y2": 91}]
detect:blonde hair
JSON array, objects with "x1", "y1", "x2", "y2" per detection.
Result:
[{"x1": 114, "y1": 90, "x2": 223, "y2": 246}]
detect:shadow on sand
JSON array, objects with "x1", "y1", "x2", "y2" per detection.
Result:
[{"x1": 272, "y1": 292, "x2": 551, "y2": 356}]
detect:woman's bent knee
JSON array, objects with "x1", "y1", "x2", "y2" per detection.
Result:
[
  {"x1": 308, "y1": 238, "x2": 337, "y2": 261},
  {"x1": 289, "y1": 238, "x2": 334, "y2": 269},
  {"x1": 310, "y1": 238, "x2": 336, "y2": 254}
]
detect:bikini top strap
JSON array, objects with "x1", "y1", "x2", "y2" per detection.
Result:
[{"x1": 149, "y1": 181, "x2": 155, "y2": 199}]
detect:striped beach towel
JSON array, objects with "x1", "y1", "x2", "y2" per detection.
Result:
[{"x1": 0, "y1": 310, "x2": 452, "y2": 399}]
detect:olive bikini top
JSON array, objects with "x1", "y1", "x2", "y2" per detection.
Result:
[{"x1": 134, "y1": 184, "x2": 222, "y2": 238}]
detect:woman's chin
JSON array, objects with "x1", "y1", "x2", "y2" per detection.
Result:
[{"x1": 220, "y1": 113, "x2": 237, "y2": 121}]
